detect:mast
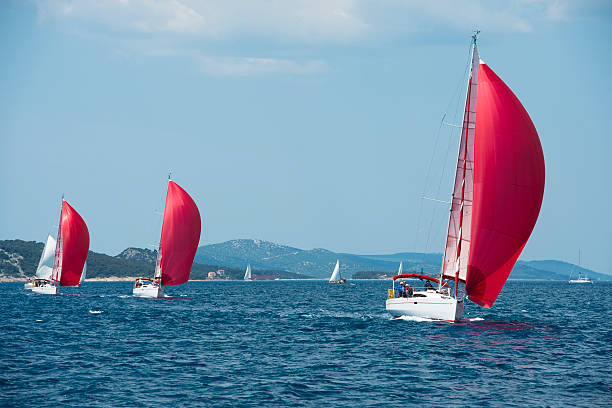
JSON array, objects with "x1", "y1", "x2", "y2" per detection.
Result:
[
  {"x1": 154, "y1": 176, "x2": 171, "y2": 286},
  {"x1": 439, "y1": 32, "x2": 480, "y2": 297},
  {"x1": 51, "y1": 196, "x2": 64, "y2": 284}
]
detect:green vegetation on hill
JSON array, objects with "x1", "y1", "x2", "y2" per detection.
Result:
[
  {"x1": 2, "y1": 238, "x2": 607, "y2": 281},
  {"x1": 0, "y1": 240, "x2": 44, "y2": 278},
  {"x1": 0, "y1": 240, "x2": 309, "y2": 280}
]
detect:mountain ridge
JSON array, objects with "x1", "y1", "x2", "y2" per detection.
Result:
[
  {"x1": 195, "y1": 239, "x2": 611, "y2": 280},
  {"x1": 1, "y1": 238, "x2": 608, "y2": 281}
]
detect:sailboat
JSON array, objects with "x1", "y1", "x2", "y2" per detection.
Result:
[
  {"x1": 569, "y1": 274, "x2": 593, "y2": 284},
  {"x1": 133, "y1": 179, "x2": 201, "y2": 298},
  {"x1": 28, "y1": 200, "x2": 90, "y2": 295},
  {"x1": 329, "y1": 259, "x2": 346, "y2": 284},
  {"x1": 243, "y1": 263, "x2": 253, "y2": 281},
  {"x1": 386, "y1": 33, "x2": 545, "y2": 321},
  {"x1": 569, "y1": 250, "x2": 593, "y2": 284}
]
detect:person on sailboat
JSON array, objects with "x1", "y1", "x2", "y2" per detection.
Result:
[
  {"x1": 405, "y1": 283, "x2": 414, "y2": 298},
  {"x1": 396, "y1": 282, "x2": 404, "y2": 298},
  {"x1": 424, "y1": 280, "x2": 434, "y2": 290}
]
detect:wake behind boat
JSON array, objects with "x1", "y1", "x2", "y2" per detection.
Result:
[
  {"x1": 27, "y1": 199, "x2": 89, "y2": 295},
  {"x1": 329, "y1": 259, "x2": 346, "y2": 284},
  {"x1": 387, "y1": 33, "x2": 545, "y2": 321},
  {"x1": 133, "y1": 178, "x2": 201, "y2": 298}
]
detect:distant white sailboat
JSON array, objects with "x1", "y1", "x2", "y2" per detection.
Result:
[
  {"x1": 397, "y1": 261, "x2": 403, "y2": 275},
  {"x1": 244, "y1": 263, "x2": 253, "y2": 281},
  {"x1": 329, "y1": 259, "x2": 346, "y2": 284},
  {"x1": 569, "y1": 250, "x2": 593, "y2": 284}
]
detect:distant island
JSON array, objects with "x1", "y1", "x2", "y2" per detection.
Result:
[
  {"x1": 0, "y1": 240, "x2": 309, "y2": 282},
  {"x1": 1, "y1": 238, "x2": 609, "y2": 282}
]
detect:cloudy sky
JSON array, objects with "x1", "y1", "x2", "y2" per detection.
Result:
[{"x1": 1, "y1": 0, "x2": 611, "y2": 273}]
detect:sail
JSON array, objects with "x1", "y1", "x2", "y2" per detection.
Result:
[
  {"x1": 80, "y1": 262, "x2": 87, "y2": 285},
  {"x1": 158, "y1": 181, "x2": 201, "y2": 286},
  {"x1": 36, "y1": 235, "x2": 56, "y2": 280},
  {"x1": 441, "y1": 44, "x2": 479, "y2": 284},
  {"x1": 465, "y1": 61, "x2": 545, "y2": 307},
  {"x1": 244, "y1": 264, "x2": 252, "y2": 280},
  {"x1": 397, "y1": 262, "x2": 403, "y2": 275},
  {"x1": 329, "y1": 260, "x2": 341, "y2": 282},
  {"x1": 55, "y1": 201, "x2": 90, "y2": 287}
]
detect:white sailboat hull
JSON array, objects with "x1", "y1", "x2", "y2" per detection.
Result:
[
  {"x1": 133, "y1": 284, "x2": 164, "y2": 298},
  {"x1": 386, "y1": 291, "x2": 464, "y2": 322},
  {"x1": 569, "y1": 279, "x2": 593, "y2": 284},
  {"x1": 31, "y1": 284, "x2": 58, "y2": 295},
  {"x1": 24, "y1": 281, "x2": 34, "y2": 289}
]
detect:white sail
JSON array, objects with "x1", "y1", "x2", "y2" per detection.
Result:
[
  {"x1": 243, "y1": 264, "x2": 252, "y2": 280},
  {"x1": 329, "y1": 260, "x2": 341, "y2": 282},
  {"x1": 79, "y1": 262, "x2": 87, "y2": 284},
  {"x1": 36, "y1": 235, "x2": 56, "y2": 280},
  {"x1": 397, "y1": 261, "x2": 403, "y2": 275}
]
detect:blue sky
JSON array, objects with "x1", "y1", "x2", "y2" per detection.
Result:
[{"x1": 1, "y1": 0, "x2": 611, "y2": 273}]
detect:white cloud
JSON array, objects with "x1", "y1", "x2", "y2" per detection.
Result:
[
  {"x1": 37, "y1": 0, "x2": 596, "y2": 40},
  {"x1": 35, "y1": 0, "x2": 601, "y2": 75},
  {"x1": 198, "y1": 56, "x2": 328, "y2": 76},
  {"x1": 37, "y1": 0, "x2": 367, "y2": 41}
]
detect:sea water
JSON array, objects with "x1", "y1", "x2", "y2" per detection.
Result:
[{"x1": 1, "y1": 281, "x2": 610, "y2": 407}]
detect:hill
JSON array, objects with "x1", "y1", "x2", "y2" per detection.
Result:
[
  {"x1": 0, "y1": 240, "x2": 308, "y2": 281},
  {"x1": 2, "y1": 238, "x2": 608, "y2": 281},
  {"x1": 195, "y1": 239, "x2": 610, "y2": 281}
]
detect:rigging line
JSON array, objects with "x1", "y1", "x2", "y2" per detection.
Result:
[
  {"x1": 423, "y1": 38, "x2": 474, "y2": 255},
  {"x1": 412, "y1": 116, "x2": 446, "y2": 254}
]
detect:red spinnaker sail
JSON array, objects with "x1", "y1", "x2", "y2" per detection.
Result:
[
  {"x1": 466, "y1": 63, "x2": 545, "y2": 307},
  {"x1": 159, "y1": 181, "x2": 201, "y2": 286},
  {"x1": 59, "y1": 201, "x2": 90, "y2": 287}
]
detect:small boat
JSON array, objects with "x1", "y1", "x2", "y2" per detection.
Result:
[
  {"x1": 387, "y1": 33, "x2": 545, "y2": 321},
  {"x1": 569, "y1": 275, "x2": 593, "y2": 284},
  {"x1": 568, "y1": 250, "x2": 592, "y2": 283},
  {"x1": 243, "y1": 263, "x2": 253, "y2": 281},
  {"x1": 328, "y1": 259, "x2": 346, "y2": 284},
  {"x1": 133, "y1": 178, "x2": 201, "y2": 298},
  {"x1": 29, "y1": 199, "x2": 89, "y2": 295}
]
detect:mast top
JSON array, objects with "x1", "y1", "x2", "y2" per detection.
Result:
[
  {"x1": 472, "y1": 29, "x2": 480, "y2": 43},
  {"x1": 168, "y1": 171, "x2": 172, "y2": 181}
]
